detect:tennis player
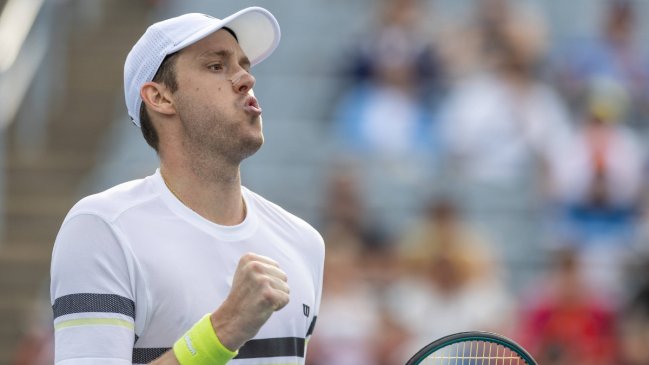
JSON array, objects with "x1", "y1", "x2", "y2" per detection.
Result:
[{"x1": 50, "y1": 7, "x2": 324, "y2": 365}]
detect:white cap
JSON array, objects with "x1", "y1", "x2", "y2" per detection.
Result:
[{"x1": 124, "y1": 7, "x2": 280, "y2": 127}]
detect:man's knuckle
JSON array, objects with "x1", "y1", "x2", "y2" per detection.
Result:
[
  {"x1": 241, "y1": 252, "x2": 256, "y2": 262},
  {"x1": 261, "y1": 289, "x2": 275, "y2": 303},
  {"x1": 249, "y1": 261, "x2": 266, "y2": 273}
]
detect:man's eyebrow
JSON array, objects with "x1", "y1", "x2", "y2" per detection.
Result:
[
  {"x1": 198, "y1": 49, "x2": 251, "y2": 69},
  {"x1": 198, "y1": 49, "x2": 230, "y2": 59}
]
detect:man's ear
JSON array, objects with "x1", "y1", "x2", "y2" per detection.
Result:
[{"x1": 140, "y1": 82, "x2": 176, "y2": 117}]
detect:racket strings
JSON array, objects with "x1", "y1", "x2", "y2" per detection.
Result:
[{"x1": 422, "y1": 340, "x2": 528, "y2": 365}]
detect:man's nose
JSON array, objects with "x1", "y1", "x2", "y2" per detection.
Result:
[{"x1": 231, "y1": 70, "x2": 256, "y2": 94}]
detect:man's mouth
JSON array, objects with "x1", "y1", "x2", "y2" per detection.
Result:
[{"x1": 243, "y1": 95, "x2": 262, "y2": 116}]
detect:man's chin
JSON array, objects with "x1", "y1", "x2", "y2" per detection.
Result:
[{"x1": 237, "y1": 135, "x2": 264, "y2": 161}]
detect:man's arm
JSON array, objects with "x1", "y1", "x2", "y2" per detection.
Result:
[
  {"x1": 151, "y1": 351, "x2": 180, "y2": 365},
  {"x1": 51, "y1": 214, "x2": 138, "y2": 363},
  {"x1": 152, "y1": 253, "x2": 290, "y2": 364}
]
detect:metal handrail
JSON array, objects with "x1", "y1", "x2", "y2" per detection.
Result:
[
  {"x1": 0, "y1": 0, "x2": 48, "y2": 130},
  {"x1": 0, "y1": 0, "x2": 45, "y2": 72}
]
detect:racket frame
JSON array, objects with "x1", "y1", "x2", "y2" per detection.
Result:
[{"x1": 405, "y1": 331, "x2": 537, "y2": 365}]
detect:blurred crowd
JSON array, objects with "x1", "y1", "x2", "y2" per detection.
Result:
[
  {"x1": 311, "y1": 0, "x2": 649, "y2": 364},
  {"x1": 12, "y1": 0, "x2": 649, "y2": 364}
]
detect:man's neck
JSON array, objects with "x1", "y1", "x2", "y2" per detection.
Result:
[{"x1": 160, "y1": 159, "x2": 246, "y2": 226}]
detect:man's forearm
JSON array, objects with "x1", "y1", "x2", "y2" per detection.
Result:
[{"x1": 151, "y1": 351, "x2": 180, "y2": 365}]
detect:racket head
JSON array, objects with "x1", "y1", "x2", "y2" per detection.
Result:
[{"x1": 406, "y1": 331, "x2": 537, "y2": 365}]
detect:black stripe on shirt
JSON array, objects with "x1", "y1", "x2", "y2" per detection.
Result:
[
  {"x1": 307, "y1": 316, "x2": 318, "y2": 337},
  {"x1": 132, "y1": 348, "x2": 169, "y2": 364},
  {"x1": 131, "y1": 337, "x2": 306, "y2": 362},
  {"x1": 52, "y1": 293, "x2": 135, "y2": 320},
  {"x1": 236, "y1": 337, "x2": 305, "y2": 359}
]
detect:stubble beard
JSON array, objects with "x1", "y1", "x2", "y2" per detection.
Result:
[{"x1": 179, "y1": 110, "x2": 264, "y2": 184}]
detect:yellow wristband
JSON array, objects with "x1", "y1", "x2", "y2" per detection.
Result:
[{"x1": 173, "y1": 314, "x2": 238, "y2": 365}]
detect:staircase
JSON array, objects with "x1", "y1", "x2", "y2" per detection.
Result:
[{"x1": 0, "y1": 1, "x2": 152, "y2": 362}]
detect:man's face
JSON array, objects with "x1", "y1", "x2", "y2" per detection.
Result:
[{"x1": 171, "y1": 28, "x2": 264, "y2": 164}]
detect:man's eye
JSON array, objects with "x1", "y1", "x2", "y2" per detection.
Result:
[{"x1": 208, "y1": 64, "x2": 223, "y2": 71}]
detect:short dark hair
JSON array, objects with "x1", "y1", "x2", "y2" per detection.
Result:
[
  {"x1": 222, "y1": 27, "x2": 238, "y2": 42},
  {"x1": 139, "y1": 52, "x2": 180, "y2": 152}
]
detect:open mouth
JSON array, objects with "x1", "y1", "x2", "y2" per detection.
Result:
[{"x1": 243, "y1": 95, "x2": 262, "y2": 115}]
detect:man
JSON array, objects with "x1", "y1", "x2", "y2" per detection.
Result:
[{"x1": 50, "y1": 7, "x2": 325, "y2": 365}]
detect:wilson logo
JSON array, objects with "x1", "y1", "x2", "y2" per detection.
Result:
[{"x1": 303, "y1": 304, "x2": 310, "y2": 317}]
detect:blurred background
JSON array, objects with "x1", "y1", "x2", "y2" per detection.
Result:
[{"x1": 2, "y1": 0, "x2": 649, "y2": 364}]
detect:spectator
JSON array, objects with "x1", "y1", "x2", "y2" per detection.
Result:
[
  {"x1": 317, "y1": 163, "x2": 389, "y2": 253},
  {"x1": 437, "y1": 0, "x2": 542, "y2": 80},
  {"x1": 438, "y1": 10, "x2": 572, "y2": 261},
  {"x1": 548, "y1": 78, "x2": 644, "y2": 236},
  {"x1": 546, "y1": 77, "x2": 645, "y2": 292},
  {"x1": 11, "y1": 286, "x2": 54, "y2": 365},
  {"x1": 387, "y1": 198, "x2": 513, "y2": 358},
  {"x1": 552, "y1": 0, "x2": 649, "y2": 130},
  {"x1": 345, "y1": 0, "x2": 442, "y2": 96},
  {"x1": 440, "y1": 11, "x2": 571, "y2": 188},
  {"x1": 517, "y1": 247, "x2": 619, "y2": 365},
  {"x1": 306, "y1": 245, "x2": 381, "y2": 365},
  {"x1": 399, "y1": 198, "x2": 499, "y2": 282},
  {"x1": 310, "y1": 165, "x2": 410, "y2": 365},
  {"x1": 11, "y1": 328, "x2": 53, "y2": 365},
  {"x1": 332, "y1": 0, "x2": 442, "y2": 158}
]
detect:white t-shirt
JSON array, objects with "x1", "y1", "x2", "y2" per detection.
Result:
[{"x1": 50, "y1": 170, "x2": 325, "y2": 365}]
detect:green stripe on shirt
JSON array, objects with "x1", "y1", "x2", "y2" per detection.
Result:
[{"x1": 55, "y1": 318, "x2": 134, "y2": 331}]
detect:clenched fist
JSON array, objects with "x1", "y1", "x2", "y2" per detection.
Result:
[{"x1": 210, "y1": 253, "x2": 290, "y2": 351}]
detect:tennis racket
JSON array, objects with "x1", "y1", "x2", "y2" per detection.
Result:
[{"x1": 406, "y1": 331, "x2": 537, "y2": 365}]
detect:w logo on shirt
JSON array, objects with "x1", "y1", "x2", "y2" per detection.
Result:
[{"x1": 303, "y1": 304, "x2": 310, "y2": 317}]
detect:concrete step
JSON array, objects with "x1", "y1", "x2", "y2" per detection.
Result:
[
  {"x1": 6, "y1": 152, "x2": 93, "y2": 203},
  {"x1": 47, "y1": 125, "x2": 117, "y2": 153},
  {"x1": 5, "y1": 214, "x2": 62, "y2": 244},
  {"x1": 7, "y1": 168, "x2": 89, "y2": 198},
  {"x1": 0, "y1": 243, "x2": 53, "y2": 263},
  {"x1": 7, "y1": 194, "x2": 75, "y2": 220},
  {"x1": 0, "y1": 251, "x2": 50, "y2": 298}
]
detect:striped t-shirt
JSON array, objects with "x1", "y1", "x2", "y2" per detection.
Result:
[{"x1": 50, "y1": 169, "x2": 324, "y2": 364}]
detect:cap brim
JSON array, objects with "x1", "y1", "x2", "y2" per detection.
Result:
[{"x1": 169, "y1": 7, "x2": 280, "y2": 66}]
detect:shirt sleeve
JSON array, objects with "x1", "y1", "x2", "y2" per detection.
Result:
[
  {"x1": 308, "y1": 231, "x2": 325, "y2": 340},
  {"x1": 50, "y1": 213, "x2": 136, "y2": 364}
]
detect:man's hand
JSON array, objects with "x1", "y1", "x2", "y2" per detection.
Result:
[
  {"x1": 151, "y1": 253, "x2": 289, "y2": 364},
  {"x1": 210, "y1": 253, "x2": 290, "y2": 351}
]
